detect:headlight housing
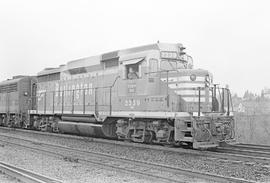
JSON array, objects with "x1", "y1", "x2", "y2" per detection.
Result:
[{"x1": 190, "y1": 74, "x2": 196, "y2": 81}]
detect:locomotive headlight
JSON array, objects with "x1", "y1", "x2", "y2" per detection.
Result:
[
  {"x1": 190, "y1": 74, "x2": 196, "y2": 81},
  {"x1": 24, "y1": 92, "x2": 28, "y2": 96}
]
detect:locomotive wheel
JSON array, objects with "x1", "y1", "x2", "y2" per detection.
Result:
[
  {"x1": 144, "y1": 130, "x2": 154, "y2": 144},
  {"x1": 126, "y1": 129, "x2": 133, "y2": 141}
]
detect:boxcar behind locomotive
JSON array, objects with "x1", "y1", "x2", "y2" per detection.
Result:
[{"x1": 28, "y1": 43, "x2": 236, "y2": 149}]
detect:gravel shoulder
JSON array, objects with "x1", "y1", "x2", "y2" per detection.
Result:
[{"x1": 0, "y1": 143, "x2": 159, "y2": 183}]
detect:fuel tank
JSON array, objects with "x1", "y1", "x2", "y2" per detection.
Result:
[
  {"x1": 62, "y1": 116, "x2": 98, "y2": 123},
  {"x1": 58, "y1": 121, "x2": 107, "y2": 138}
]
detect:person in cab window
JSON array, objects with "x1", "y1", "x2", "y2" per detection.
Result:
[{"x1": 128, "y1": 67, "x2": 138, "y2": 79}]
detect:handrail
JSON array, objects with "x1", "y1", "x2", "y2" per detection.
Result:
[
  {"x1": 33, "y1": 75, "x2": 121, "y2": 117},
  {"x1": 144, "y1": 69, "x2": 179, "y2": 75},
  {"x1": 37, "y1": 76, "x2": 121, "y2": 94},
  {"x1": 110, "y1": 75, "x2": 121, "y2": 88},
  {"x1": 210, "y1": 85, "x2": 233, "y2": 115},
  {"x1": 109, "y1": 75, "x2": 120, "y2": 115},
  {"x1": 198, "y1": 87, "x2": 201, "y2": 116}
]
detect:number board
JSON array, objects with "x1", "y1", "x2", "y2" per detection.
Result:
[{"x1": 127, "y1": 84, "x2": 136, "y2": 93}]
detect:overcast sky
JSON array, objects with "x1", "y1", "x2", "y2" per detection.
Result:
[{"x1": 0, "y1": 0, "x2": 269, "y2": 96}]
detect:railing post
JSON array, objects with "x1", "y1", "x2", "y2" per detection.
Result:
[
  {"x1": 94, "y1": 88, "x2": 98, "y2": 117},
  {"x1": 6, "y1": 93, "x2": 9, "y2": 114},
  {"x1": 61, "y1": 91, "x2": 64, "y2": 114},
  {"x1": 198, "y1": 87, "x2": 201, "y2": 117},
  {"x1": 72, "y1": 90, "x2": 74, "y2": 114},
  {"x1": 109, "y1": 87, "x2": 112, "y2": 115},
  {"x1": 221, "y1": 88, "x2": 225, "y2": 113},
  {"x1": 52, "y1": 91, "x2": 55, "y2": 114},
  {"x1": 44, "y1": 92, "x2": 46, "y2": 114},
  {"x1": 212, "y1": 84, "x2": 217, "y2": 112},
  {"x1": 83, "y1": 89, "x2": 85, "y2": 114},
  {"x1": 166, "y1": 70, "x2": 169, "y2": 107},
  {"x1": 227, "y1": 89, "x2": 230, "y2": 116},
  {"x1": 30, "y1": 80, "x2": 33, "y2": 110}
]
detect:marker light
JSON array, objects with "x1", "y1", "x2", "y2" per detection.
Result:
[{"x1": 190, "y1": 74, "x2": 196, "y2": 81}]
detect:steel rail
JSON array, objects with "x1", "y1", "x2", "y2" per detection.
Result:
[
  {"x1": 216, "y1": 147, "x2": 270, "y2": 158},
  {"x1": 0, "y1": 161, "x2": 62, "y2": 183},
  {"x1": 0, "y1": 134, "x2": 256, "y2": 183},
  {"x1": 233, "y1": 144, "x2": 270, "y2": 151}
]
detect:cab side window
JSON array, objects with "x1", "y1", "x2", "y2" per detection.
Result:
[
  {"x1": 123, "y1": 58, "x2": 144, "y2": 80},
  {"x1": 126, "y1": 63, "x2": 139, "y2": 79},
  {"x1": 149, "y1": 58, "x2": 159, "y2": 73}
]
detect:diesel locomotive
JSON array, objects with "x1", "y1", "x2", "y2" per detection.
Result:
[
  {"x1": 0, "y1": 43, "x2": 235, "y2": 149},
  {"x1": 0, "y1": 76, "x2": 36, "y2": 128}
]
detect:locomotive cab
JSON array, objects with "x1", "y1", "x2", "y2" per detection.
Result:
[
  {"x1": 101, "y1": 44, "x2": 236, "y2": 149},
  {"x1": 108, "y1": 54, "x2": 219, "y2": 147}
]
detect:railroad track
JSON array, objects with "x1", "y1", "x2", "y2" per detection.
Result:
[
  {"x1": 0, "y1": 161, "x2": 62, "y2": 183},
  {"x1": 214, "y1": 144, "x2": 270, "y2": 159},
  {"x1": 233, "y1": 143, "x2": 270, "y2": 152},
  {"x1": 0, "y1": 126, "x2": 269, "y2": 165},
  {"x1": 0, "y1": 133, "x2": 255, "y2": 183}
]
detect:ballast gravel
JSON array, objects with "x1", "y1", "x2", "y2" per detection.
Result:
[
  {"x1": 0, "y1": 173, "x2": 20, "y2": 183},
  {"x1": 0, "y1": 128, "x2": 269, "y2": 182},
  {"x1": 0, "y1": 144, "x2": 159, "y2": 183}
]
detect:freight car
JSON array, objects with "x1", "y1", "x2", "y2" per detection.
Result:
[
  {"x1": 25, "y1": 43, "x2": 236, "y2": 149},
  {"x1": 0, "y1": 76, "x2": 36, "y2": 128}
]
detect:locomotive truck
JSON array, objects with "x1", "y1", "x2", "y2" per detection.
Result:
[{"x1": 0, "y1": 43, "x2": 235, "y2": 149}]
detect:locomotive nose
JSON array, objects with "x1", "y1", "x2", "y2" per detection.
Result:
[{"x1": 161, "y1": 70, "x2": 212, "y2": 112}]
